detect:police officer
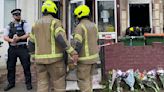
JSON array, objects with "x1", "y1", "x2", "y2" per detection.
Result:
[
  {"x1": 3, "y1": 9, "x2": 32, "y2": 91},
  {"x1": 28, "y1": 0, "x2": 78, "y2": 92},
  {"x1": 73, "y1": 5, "x2": 99, "y2": 92}
]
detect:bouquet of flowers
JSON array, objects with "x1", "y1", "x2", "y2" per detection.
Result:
[
  {"x1": 142, "y1": 70, "x2": 160, "y2": 92},
  {"x1": 106, "y1": 69, "x2": 164, "y2": 92},
  {"x1": 157, "y1": 68, "x2": 164, "y2": 88},
  {"x1": 108, "y1": 69, "x2": 123, "y2": 92},
  {"x1": 108, "y1": 70, "x2": 117, "y2": 91},
  {"x1": 123, "y1": 69, "x2": 135, "y2": 91},
  {"x1": 134, "y1": 69, "x2": 146, "y2": 91},
  {"x1": 116, "y1": 70, "x2": 123, "y2": 92}
]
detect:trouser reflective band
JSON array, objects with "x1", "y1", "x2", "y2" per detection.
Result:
[
  {"x1": 32, "y1": 53, "x2": 63, "y2": 59},
  {"x1": 79, "y1": 53, "x2": 99, "y2": 61}
]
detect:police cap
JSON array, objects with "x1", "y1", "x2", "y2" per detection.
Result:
[{"x1": 11, "y1": 9, "x2": 21, "y2": 15}]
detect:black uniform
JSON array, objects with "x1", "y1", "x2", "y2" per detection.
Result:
[
  {"x1": 3, "y1": 8, "x2": 32, "y2": 91},
  {"x1": 7, "y1": 20, "x2": 32, "y2": 86}
]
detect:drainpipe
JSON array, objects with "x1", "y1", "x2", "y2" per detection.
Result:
[{"x1": 117, "y1": 0, "x2": 120, "y2": 36}]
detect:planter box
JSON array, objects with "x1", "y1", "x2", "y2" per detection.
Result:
[{"x1": 144, "y1": 33, "x2": 164, "y2": 45}]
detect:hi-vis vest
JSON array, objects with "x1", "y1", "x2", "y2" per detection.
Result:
[
  {"x1": 73, "y1": 19, "x2": 99, "y2": 64},
  {"x1": 30, "y1": 15, "x2": 74, "y2": 64},
  {"x1": 8, "y1": 20, "x2": 27, "y2": 44}
]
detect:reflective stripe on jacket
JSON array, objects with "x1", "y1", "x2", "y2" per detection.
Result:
[
  {"x1": 30, "y1": 15, "x2": 74, "y2": 64},
  {"x1": 73, "y1": 19, "x2": 99, "y2": 64}
]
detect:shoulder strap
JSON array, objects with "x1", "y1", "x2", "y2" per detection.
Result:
[
  {"x1": 21, "y1": 20, "x2": 26, "y2": 30},
  {"x1": 9, "y1": 22, "x2": 14, "y2": 28},
  {"x1": 21, "y1": 20, "x2": 27, "y2": 33}
]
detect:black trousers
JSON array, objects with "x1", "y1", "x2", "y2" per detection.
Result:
[{"x1": 7, "y1": 45, "x2": 32, "y2": 85}]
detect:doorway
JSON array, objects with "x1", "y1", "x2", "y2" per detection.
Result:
[
  {"x1": 68, "y1": 0, "x2": 85, "y2": 42},
  {"x1": 129, "y1": 4, "x2": 150, "y2": 27},
  {"x1": 86, "y1": 0, "x2": 93, "y2": 21}
]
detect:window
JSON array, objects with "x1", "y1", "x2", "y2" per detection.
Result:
[
  {"x1": 86, "y1": 0, "x2": 93, "y2": 21},
  {"x1": 4, "y1": 0, "x2": 16, "y2": 27},
  {"x1": 96, "y1": 0, "x2": 117, "y2": 42},
  {"x1": 128, "y1": 0, "x2": 152, "y2": 30},
  {"x1": 97, "y1": 1, "x2": 115, "y2": 32},
  {"x1": 68, "y1": 0, "x2": 85, "y2": 42}
]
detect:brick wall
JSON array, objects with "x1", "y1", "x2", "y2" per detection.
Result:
[{"x1": 104, "y1": 42, "x2": 164, "y2": 73}]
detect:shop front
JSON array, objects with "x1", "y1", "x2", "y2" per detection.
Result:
[
  {"x1": 37, "y1": 0, "x2": 118, "y2": 42},
  {"x1": 37, "y1": 0, "x2": 118, "y2": 83}
]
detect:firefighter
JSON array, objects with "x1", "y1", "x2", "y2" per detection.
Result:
[
  {"x1": 28, "y1": 0, "x2": 78, "y2": 92},
  {"x1": 3, "y1": 9, "x2": 32, "y2": 91},
  {"x1": 73, "y1": 5, "x2": 100, "y2": 92},
  {"x1": 125, "y1": 27, "x2": 141, "y2": 36}
]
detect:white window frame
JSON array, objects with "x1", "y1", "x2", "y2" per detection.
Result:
[
  {"x1": 3, "y1": 0, "x2": 17, "y2": 28},
  {"x1": 95, "y1": 0, "x2": 117, "y2": 42},
  {"x1": 0, "y1": 0, "x2": 4, "y2": 29},
  {"x1": 68, "y1": 0, "x2": 85, "y2": 42},
  {"x1": 128, "y1": 0, "x2": 152, "y2": 30}
]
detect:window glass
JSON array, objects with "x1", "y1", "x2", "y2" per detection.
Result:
[
  {"x1": 68, "y1": 1, "x2": 84, "y2": 41},
  {"x1": 70, "y1": 2, "x2": 83, "y2": 35},
  {"x1": 53, "y1": 1, "x2": 61, "y2": 19},
  {"x1": 97, "y1": 1, "x2": 115, "y2": 32},
  {"x1": 4, "y1": 0, "x2": 16, "y2": 27},
  {"x1": 86, "y1": 0, "x2": 93, "y2": 21}
]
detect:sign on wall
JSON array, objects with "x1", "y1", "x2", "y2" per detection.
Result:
[
  {"x1": 129, "y1": 0, "x2": 152, "y2": 4},
  {"x1": 98, "y1": 32, "x2": 117, "y2": 39}
]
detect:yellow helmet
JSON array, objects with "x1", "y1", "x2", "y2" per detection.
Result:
[
  {"x1": 129, "y1": 27, "x2": 134, "y2": 32},
  {"x1": 74, "y1": 5, "x2": 90, "y2": 19},
  {"x1": 42, "y1": 0, "x2": 58, "y2": 14}
]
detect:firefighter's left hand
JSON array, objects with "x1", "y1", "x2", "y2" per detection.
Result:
[
  {"x1": 70, "y1": 51, "x2": 78, "y2": 65},
  {"x1": 72, "y1": 54, "x2": 78, "y2": 65}
]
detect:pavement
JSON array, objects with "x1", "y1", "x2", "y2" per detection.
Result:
[
  {"x1": 0, "y1": 83, "x2": 36, "y2": 92},
  {"x1": 0, "y1": 64, "x2": 37, "y2": 92},
  {"x1": 0, "y1": 64, "x2": 103, "y2": 92}
]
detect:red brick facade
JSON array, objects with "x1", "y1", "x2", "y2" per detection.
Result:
[{"x1": 104, "y1": 42, "x2": 164, "y2": 73}]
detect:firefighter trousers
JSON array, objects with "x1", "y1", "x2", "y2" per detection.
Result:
[
  {"x1": 77, "y1": 63, "x2": 95, "y2": 92},
  {"x1": 36, "y1": 60, "x2": 66, "y2": 92}
]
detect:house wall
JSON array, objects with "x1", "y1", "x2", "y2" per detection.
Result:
[
  {"x1": 0, "y1": 0, "x2": 38, "y2": 67},
  {"x1": 0, "y1": 0, "x2": 66, "y2": 67},
  {"x1": 160, "y1": 0, "x2": 163, "y2": 33},
  {"x1": 0, "y1": 0, "x2": 164, "y2": 69},
  {"x1": 120, "y1": 0, "x2": 128, "y2": 36},
  {"x1": 152, "y1": 0, "x2": 163, "y2": 33},
  {"x1": 0, "y1": 0, "x2": 6, "y2": 68},
  {"x1": 119, "y1": 0, "x2": 163, "y2": 35},
  {"x1": 17, "y1": 0, "x2": 38, "y2": 27},
  {"x1": 0, "y1": 0, "x2": 4, "y2": 29}
]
